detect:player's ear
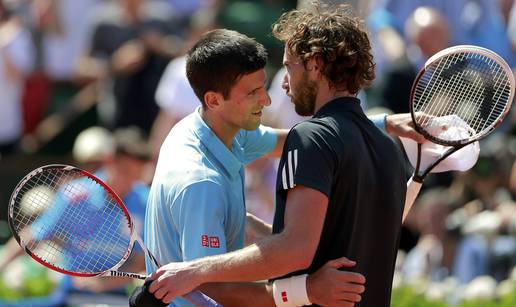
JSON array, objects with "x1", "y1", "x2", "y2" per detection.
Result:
[
  {"x1": 305, "y1": 57, "x2": 316, "y2": 72},
  {"x1": 204, "y1": 91, "x2": 224, "y2": 111},
  {"x1": 307, "y1": 56, "x2": 324, "y2": 79},
  {"x1": 314, "y1": 55, "x2": 325, "y2": 75}
]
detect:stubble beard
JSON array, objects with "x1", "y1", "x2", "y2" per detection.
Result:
[{"x1": 291, "y1": 74, "x2": 317, "y2": 117}]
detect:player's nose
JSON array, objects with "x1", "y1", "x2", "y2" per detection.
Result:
[
  {"x1": 281, "y1": 73, "x2": 289, "y2": 91},
  {"x1": 259, "y1": 90, "x2": 272, "y2": 106}
]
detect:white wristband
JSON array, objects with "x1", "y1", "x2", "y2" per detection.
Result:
[{"x1": 272, "y1": 274, "x2": 311, "y2": 307}]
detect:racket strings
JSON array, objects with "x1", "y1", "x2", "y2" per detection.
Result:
[
  {"x1": 75, "y1": 186, "x2": 130, "y2": 272},
  {"x1": 419, "y1": 53, "x2": 477, "y2": 130},
  {"x1": 461, "y1": 55, "x2": 505, "y2": 133},
  {"x1": 415, "y1": 53, "x2": 465, "y2": 141},
  {"x1": 12, "y1": 168, "x2": 132, "y2": 274},
  {"x1": 14, "y1": 170, "x2": 74, "y2": 264},
  {"x1": 414, "y1": 50, "x2": 512, "y2": 143},
  {"x1": 415, "y1": 52, "x2": 457, "y2": 124},
  {"x1": 475, "y1": 57, "x2": 512, "y2": 132},
  {"x1": 422, "y1": 53, "x2": 507, "y2": 130},
  {"x1": 427, "y1": 54, "x2": 466, "y2": 122},
  {"x1": 60, "y1": 177, "x2": 130, "y2": 273},
  {"x1": 15, "y1": 169, "x2": 71, "y2": 238},
  {"x1": 444, "y1": 57, "x2": 487, "y2": 134}
]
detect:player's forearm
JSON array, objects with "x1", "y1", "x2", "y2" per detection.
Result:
[
  {"x1": 266, "y1": 129, "x2": 289, "y2": 158},
  {"x1": 198, "y1": 282, "x2": 274, "y2": 307},
  {"x1": 245, "y1": 212, "x2": 272, "y2": 244},
  {"x1": 194, "y1": 231, "x2": 314, "y2": 285},
  {"x1": 194, "y1": 191, "x2": 323, "y2": 284}
]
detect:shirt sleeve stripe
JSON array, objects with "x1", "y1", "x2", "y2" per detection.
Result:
[
  {"x1": 288, "y1": 150, "x2": 296, "y2": 188},
  {"x1": 282, "y1": 163, "x2": 288, "y2": 190},
  {"x1": 294, "y1": 149, "x2": 298, "y2": 173}
]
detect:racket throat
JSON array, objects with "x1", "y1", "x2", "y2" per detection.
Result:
[
  {"x1": 104, "y1": 270, "x2": 147, "y2": 280},
  {"x1": 412, "y1": 174, "x2": 425, "y2": 183},
  {"x1": 413, "y1": 143, "x2": 425, "y2": 183}
]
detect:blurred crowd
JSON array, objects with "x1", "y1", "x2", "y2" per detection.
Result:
[{"x1": 0, "y1": 0, "x2": 515, "y2": 306}]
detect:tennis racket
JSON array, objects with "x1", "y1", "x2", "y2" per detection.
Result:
[
  {"x1": 8, "y1": 164, "x2": 221, "y2": 307},
  {"x1": 403, "y1": 45, "x2": 515, "y2": 220}
]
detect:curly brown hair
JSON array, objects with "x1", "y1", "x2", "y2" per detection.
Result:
[{"x1": 272, "y1": 3, "x2": 375, "y2": 94}]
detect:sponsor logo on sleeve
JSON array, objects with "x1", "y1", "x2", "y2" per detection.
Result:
[
  {"x1": 201, "y1": 235, "x2": 209, "y2": 247},
  {"x1": 201, "y1": 235, "x2": 220, "y2": 248},
  {"x1": 209, "y1": 236, "x2": 220, "y2": 248}
]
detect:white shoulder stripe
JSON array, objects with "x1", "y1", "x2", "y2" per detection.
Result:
[
  {"x1": 288, "y1": 150, "x2": 296, "y2": 188},
  {"x1": 282, "y1": 149, "x2": 299, "y2": 190},
  {"x1": 294, "y1": 149, "x2": 298, "y2": 173},
  {"x1": 282, "y1": 163, "x2": 288, "y2": 190}
]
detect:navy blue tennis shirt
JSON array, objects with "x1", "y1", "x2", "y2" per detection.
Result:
[{"x1": 273, "y1": 97, "x2": 407, "y2": 307}]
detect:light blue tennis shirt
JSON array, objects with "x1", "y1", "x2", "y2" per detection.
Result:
[
  {"x1": 144, "y1": 108, "x2": 277, "y2": 306},
  {"x1": 144, "y1": 109, "x2": 387, "y2": 306}
]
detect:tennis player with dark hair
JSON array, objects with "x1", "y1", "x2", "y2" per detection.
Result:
[
  {"x1": 146, "y1": 4, "x2": 408, "y2": 307},
  {"x1": 137, "y1": 28, "x2": 374, "y2": 307}
]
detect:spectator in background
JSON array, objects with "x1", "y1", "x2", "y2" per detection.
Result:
[
  {"x1": 163, "y1": 0, "x2": 221, "y2": 23},
  {"x1": 72, "y1": 126, "x2": 115, "y2": 171},
  {"x1": 12, "y1": 0, "x2": 102, "y2": 140},
  {"x1": 402, "y1": 188, "x2": 455, "y2": 282},
  {"x1": 451, "y1": 141, "x2": 515, "y2": 284},
  {"x1": 508, "y1": 2, "x2": 516, "y2": 52},
  {"x1": 216, "y1": 0, "x2": 297, "y2": 70},
  {"x1": 366, "y1": 6, "x2": 450, "y2": 114},
  {"x1": 35, "y1": 0, "x2": 102, "y2": 114},
  {"x1": 404, "y1": 7, "x2": 450, "y2": 68},
  {"x1": 453, "y1": 210, "x2": 503, "y2": 284},
  {"x1": 0, "y1": 1, "x2": 35, "y2": 156},
  {"x1": 369, "y1": 0, "x2": 514, "y2": 66},
  {"x1": 76, "y1": 0, "x2": 184, "y2": 135}
]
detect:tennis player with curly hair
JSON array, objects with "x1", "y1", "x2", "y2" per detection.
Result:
[{"x1": 146, "y1": 3, "x2": 408, "y2": 307}]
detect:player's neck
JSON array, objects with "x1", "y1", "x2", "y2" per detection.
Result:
[
  {"x1": 314, "y1": 86, "x2": 355, "y2": 113},
  {"x1": 199, "y1": 108, "x2": 238, "y2": 150}
]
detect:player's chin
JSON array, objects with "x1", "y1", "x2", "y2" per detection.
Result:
[
  {"x1": 295, "y1": 104, "x2": 314, "y2": 117},
  {"x1": 243, "y1": 119, "x2": 261, "y2": 131}
]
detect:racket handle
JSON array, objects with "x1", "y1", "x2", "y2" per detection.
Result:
[
  {"x1": 106, "y1": 271, "x2": 220, "y2": 305},
  {"x1": 185, "y1": 291, "x2": 223, "y2": 307},
  {"x1": 403, "y1": 177, "x2": 422, "y2": 222}
]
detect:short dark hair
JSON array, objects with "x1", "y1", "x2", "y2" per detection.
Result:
[
  {"x1": 186, "y1": 29, "x2": 268, "y2": 105},
  {"x1": 272, "y1": 3, "x2": 375, "y2": 94}
]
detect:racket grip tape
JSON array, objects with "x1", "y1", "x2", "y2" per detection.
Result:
[
  {"x1": 129, "y1": 280, "x2": 167, "y2": 307},
  {"x1": 129, "y1": 280, "x2": 222, "y2": 307}
]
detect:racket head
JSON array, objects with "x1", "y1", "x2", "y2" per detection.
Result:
[
  {"x1": 8, "y1": 164, "x2": 136, "y2": 277},
  {"x1": 410, "y1": 45, "x2": 515, "y2": 146}
]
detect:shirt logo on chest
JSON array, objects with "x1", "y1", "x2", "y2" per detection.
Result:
[{"x1": 281, "y1": 149, "x2": 298, "y2": 189}]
